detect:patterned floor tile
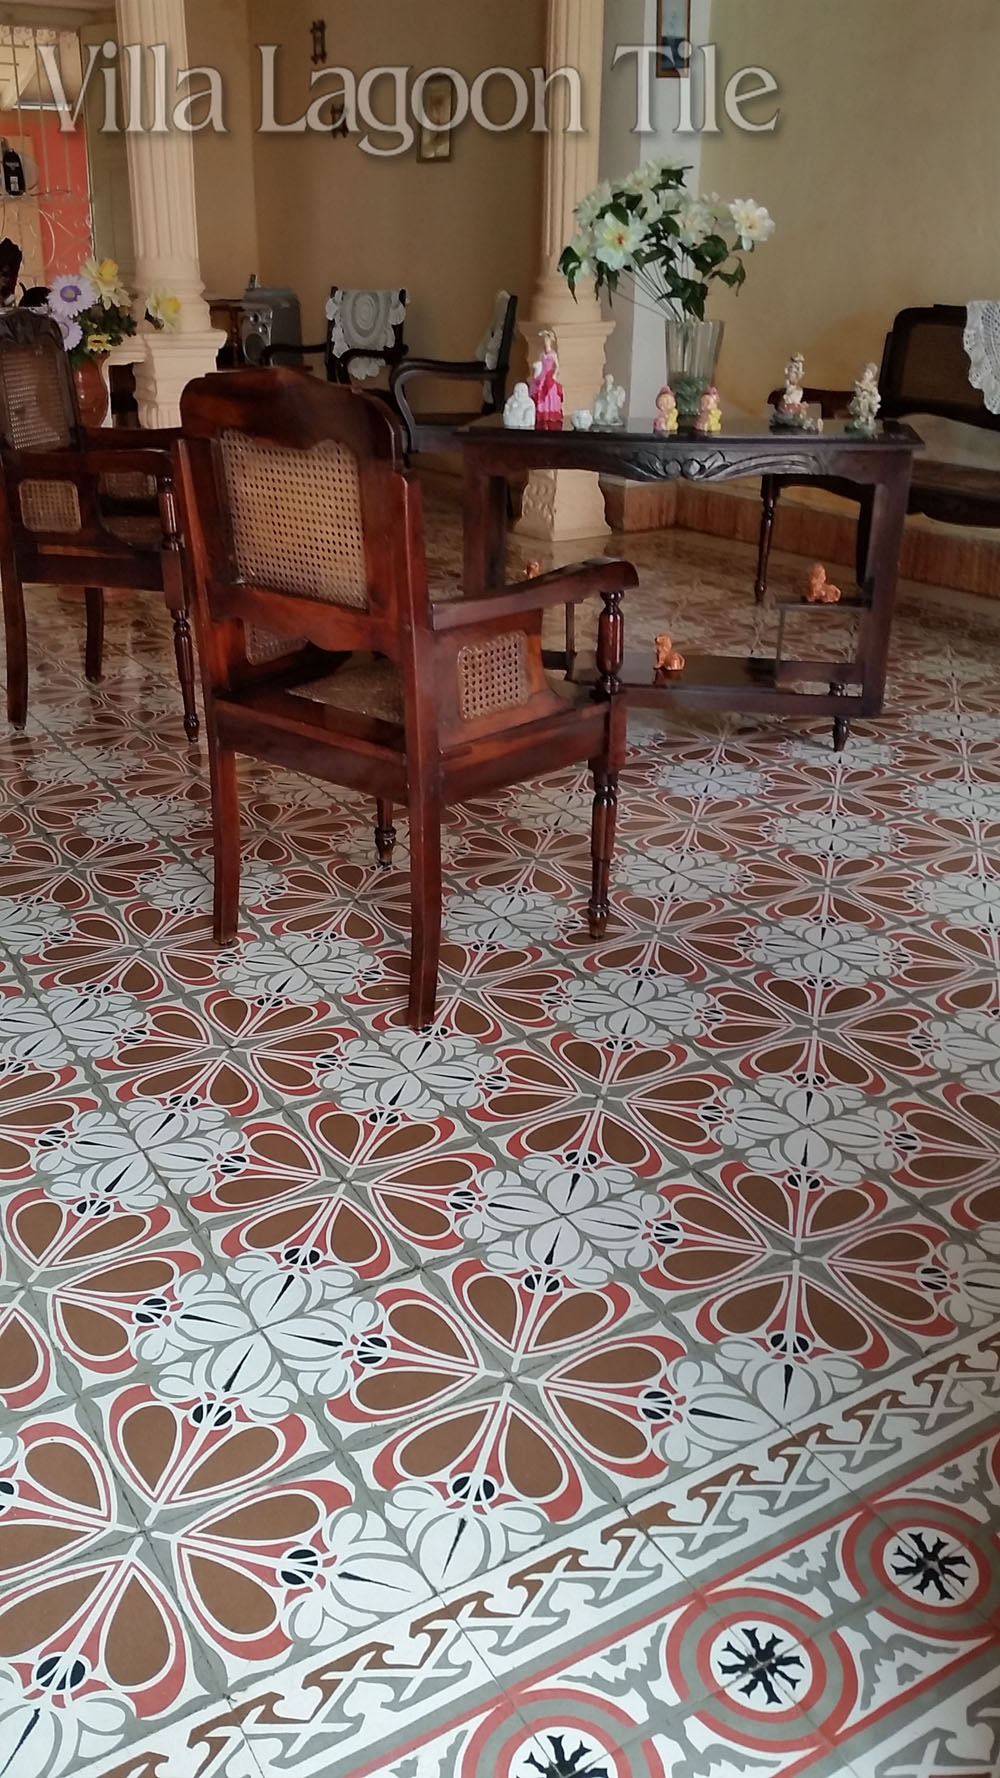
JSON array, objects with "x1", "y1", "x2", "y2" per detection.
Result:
[{"x1": 4, "y1": 514, "x2": 1000, "y2": 1775}]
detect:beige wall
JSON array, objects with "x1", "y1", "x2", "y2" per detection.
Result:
[
  {"x1": 246, "y1": 0, "x2": 544, "y2": 377},
  {"x1": 186, "y1": 0, "x2": 260, "y2": 297},
  {"x1": 700, "y1": 0, "x2": 1000, "y2": 412}
]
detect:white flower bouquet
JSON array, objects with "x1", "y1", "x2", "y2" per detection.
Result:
[{"x1": 560, "y1": 158, "x2": 774, "y2": 321}]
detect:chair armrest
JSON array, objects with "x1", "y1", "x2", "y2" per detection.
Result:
[
  {"x1": 340, "y1": 345, "x2": 408, "y2": 371},
  {"x1": 431, "y1": 558, "x2": 638, "y2": 632},
  {"x1": 392, "y1": 359, "x2": 486, "y2": 389},
  {"x1": 6, "y1": 446, "x2": 175, "y2": 480},
  {"x1": 82, "y1": 426, "x2": 179, "y2": 451},
  {"x1": 767, "y1": 385, "x2": 854, "y2": 418},
  {"x1": 263, "y1": 342, "x2": 328, "y2": 364}
]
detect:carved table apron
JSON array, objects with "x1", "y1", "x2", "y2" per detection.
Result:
[{"x1": 459, "y1": 417, "x2": 922, "y2": 751}]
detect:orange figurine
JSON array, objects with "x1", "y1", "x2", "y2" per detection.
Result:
[
  {"x1": 806, "y1": 563, "x2": 842, "y2": 604},
  {"x1": 526, "y1": 560, "x2": 542, "y2": 579},
  {"x1": 655, "y1": 634, "x2": 685, "y2": 672}
]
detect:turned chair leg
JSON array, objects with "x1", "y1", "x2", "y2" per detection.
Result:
[
  {"x1": 170, "y1": 606, "x2": 200, "y2": 742},
  {"x1": 2, "y1": 573, "x2": 27, "y2": 730},
  {"x1": 830, "y1": 684, "x2": 850, "y2": 755},
  {"x1": 209, "y1": 737, "x2": 241, "y2": 944},
  {"x1": 407, "y1": 794, "x2": 442, "y2": 1030},
  {"x1": 754, "y1": 477, "x2": 780, "y2": 604},
  {"x1": 84, "y1": 586, "x2": 105, "y2": 682},
  {"x1": 589, "y1": 765, "x2": 620, "y2": 940},
  {"x1": 374, "y1": 799, "x2": 397, "y2": 868}
]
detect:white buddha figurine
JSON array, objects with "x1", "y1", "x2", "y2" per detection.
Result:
[{"x1": 503, "y1": 382, "x2": 536, "y2": 430}]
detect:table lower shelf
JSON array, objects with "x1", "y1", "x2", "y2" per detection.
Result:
[{"x1": 552, "y1": 650, "x2": 869, "y2": 716}]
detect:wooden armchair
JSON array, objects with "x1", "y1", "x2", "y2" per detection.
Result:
[
  {"x1": 0, "y1": 310, "x2": 198, "y2": 737},
  {"x1": 266, "y1": 285, "x2": 409, "y2": 386},
  {"x1": 390, "y1": 290, "x2": 518, "y2": 454},
  {"x1": 755, "y1": 304, "x2": 1000, "y2": 602},
  {"x1": 175, "y1": 369, "x2": 636, "y2": 1029}
]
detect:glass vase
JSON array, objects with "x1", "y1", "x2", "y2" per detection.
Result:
[{"x1": 664, "y1": 319, "x2": 724, "y2": 419}]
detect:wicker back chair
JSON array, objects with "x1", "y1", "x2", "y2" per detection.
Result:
[
  {"x1": 176, "y1": 368, "x2": 636, "y2": 1028},
  {"x1": 754, "y1": 304, "x2": 1000, "y2": 604},
  {"x1": 390, "y1": 290, "x2": 519, "y2": 454},
  {"x1": 0, "y1": 309, "x2": 198, "y2": 736}
]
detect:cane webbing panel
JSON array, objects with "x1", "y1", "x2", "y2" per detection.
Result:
[
  {"x1": 307, "y1": 654, "x2": 404, "y2": 724},
  {"x1": 219, "y1": 431, "x2": 369, "y2": 610},
  {"x1": 100, "y1": 471, "x2": 158, "y2": 501},
  {"x1": 0, "y1": 343, "x2": 72, "y2": 450},
  {"x1": 457, "y1": 632, "x2": 529, "y2": 721},
  {"x1": 245, "y1": 626, "x2": 300, "y2": 666},
  {"x1": 19, "y1": 479, "x2": 82, "y2": 534},
  {"x1": 102, "y1": 514, "x2": 163, "y2": 549}
]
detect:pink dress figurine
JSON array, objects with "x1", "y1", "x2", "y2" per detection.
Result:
[
  {"x1": 530, "y1": 329, "x2": 564, "y2": 429},
  {"x1": 653, "y1": 385, "x2": 678, "y2": 434}
]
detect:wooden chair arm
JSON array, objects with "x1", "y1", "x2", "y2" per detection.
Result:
[
  {"x1": 340, "y1": 345, "x2": 408, "y2": 372},
  {"x1": 391, "y1": 359, "x2": 486, "y2": 388},
  {"x1": 5, "y1": 446, "x2": 176, "y2": 481},
  {"x1": 82, "y1": 426, "x2": 179, "y2": 452},
  {"x1": 767, "y1": 384, "x2": 855, "y2": 418},
  {"x1": 431, "y1": 558, "x2": 638, "y2": 632},
  {"x1": 263, "y1": 342, "x2": 328, "y2": 364}
]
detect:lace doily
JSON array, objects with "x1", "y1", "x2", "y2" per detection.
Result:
[
  {"x1": 474, "y1": 290, "x2": 512, "y2": 403},
  {"x1": 325, "y1": 288, "x2": 407, "y2": 381},
  {"x1": 964, "y1": 301, "x2": 1000, "y2": 414}
]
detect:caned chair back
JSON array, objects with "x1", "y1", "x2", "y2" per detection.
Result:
[
  {"x1": 0, "y1": 309, "x2": 79, "y2": 452},
  {"x1": 177, "y1": 368, "x2": 426, "y2": 675},
  {"x1": 880, "y1": 304, "x2": 1000, "y2": 432}
]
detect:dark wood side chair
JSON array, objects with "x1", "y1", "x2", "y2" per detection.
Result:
[
  {"x1": 389, "y1": 290, "x2": 518, "y2": 454},
  {"x1": 175, "y1": 368, "x2": 637, "y2": 1029},
  {"x1": 265, "y1": 285, "x2": 409, "y2": 385},
  {"x1": 0, "y1": 310, "x2": 198, "y2": 737},
  {"x1": 755, "y1": 304, "x2": 1000, "y2": 603}
]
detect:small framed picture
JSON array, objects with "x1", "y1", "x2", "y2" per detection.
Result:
[
  {"x1": 658, "y1": 0, "x2": 692, "y2": 77},
  {"x1": 417, "y1": 74, "x2": 457, "y2": 162}
]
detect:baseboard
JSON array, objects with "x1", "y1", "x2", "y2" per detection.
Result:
[{"x1": 602, "y1": 477, "x2": 1000, "y2": 599}]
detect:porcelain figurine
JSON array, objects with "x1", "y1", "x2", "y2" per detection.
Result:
[
  {"x1": 525, "y1": 560, "x2": 542, "y2": 579},
  {"x1": 529, "y1": 328, "x2": 565, "y2": 429},
  {"x1": 848, "y1": 361, "x2": 881, "y2": 432},
  {"x1": 806, "y1": 563, "x2": 842, "y2": 605},
  {"x1": 696, "y1": 385, "x2": 723, "y2": 433},
  {"x1": 771, "y1": 352, "x2": 819, "y2": 431},
  {"x1": 571, "y1": 408, "x2": 594, "y2": 431},
  {"x1": 655, "y1": 634, "x2": 685, "y2": 672},
  {"x1": 593, "y1": 372, "x2": 627, "y2": 429},
  {"x1": 653, "y1": 385, "x2": 678, "y2": 435},
  {"x1": 503, "y1": 382, "x2": 536, "y2": 430}
]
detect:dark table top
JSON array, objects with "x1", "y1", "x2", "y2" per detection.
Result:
[{"x1": 461, "y1": 414, "x2": 924, "y2": 451}]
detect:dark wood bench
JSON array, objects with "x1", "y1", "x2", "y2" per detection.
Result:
[{"x1": 755, "y1": 305, "x2": 1000, "y2": 601}]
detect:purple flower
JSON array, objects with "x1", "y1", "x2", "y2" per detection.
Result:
[{"x1": 48, "y1": 273, "x2": 98, "y2": 320}]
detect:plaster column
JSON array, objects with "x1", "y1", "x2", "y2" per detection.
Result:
[
  {"x1": 517, "y1": 0, "x2": 614, "y2": 545},
  {"x1": 115, "y1": 0, "x2": 225, "y2": 426}
]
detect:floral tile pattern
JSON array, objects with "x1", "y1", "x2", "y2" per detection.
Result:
[{"x1": 0, "y1": 512, "x2": 999, "y2": 1777}]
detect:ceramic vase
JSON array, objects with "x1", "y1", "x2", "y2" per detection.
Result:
[{"x1": 73, "y1": 354, "x2": 110, "y2": 428}]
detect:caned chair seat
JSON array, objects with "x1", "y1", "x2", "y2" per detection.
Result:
[
  {"x1": 102, "y1": 514, "x2": 165, "y2": 549},
  {"x1": 176, "y1": 369, "x2": 638, "y2": 1028}
]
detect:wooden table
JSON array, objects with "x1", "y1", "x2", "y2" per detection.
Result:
[{"x1": 460, "y1": 415, "x2": 922, "y2": 750}]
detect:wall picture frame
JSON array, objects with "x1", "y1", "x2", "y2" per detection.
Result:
[
  {"x1": 657, "y1": 0, "x2": 692, "y2": 76},
  {"x1": 416, "y1": 73, "x2": 457, "y2": 162}
]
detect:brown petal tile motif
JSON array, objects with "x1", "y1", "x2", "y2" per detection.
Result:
[{"x1": 3, "y1": 536, "x2": 1000, "y2": 1775}]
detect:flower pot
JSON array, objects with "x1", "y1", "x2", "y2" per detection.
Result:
[
  {"x1": 72, "y1": 354, "x2": 110, "y2": 428},
  {"x1": 664, "y1": 319, "x2": 724, "y2": 419}
]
